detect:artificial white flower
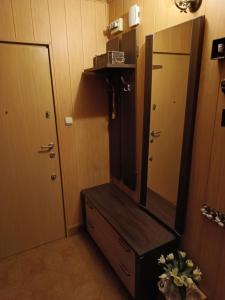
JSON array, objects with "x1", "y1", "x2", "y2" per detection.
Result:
[
  {"x1": 186, "y1": 277, "x2": 194, "y2": 287},
  {"x1": 179, "y1": 251, "x2": 187, "y2": 258},
  {"x1": 193, "y1": 267, "x2": 202, "y2": 277},
  {"x1": 170, "y1": 267, "x2": 178, "y2": 278},
  {"x1": 159, "y1": 273, "x2": 168, "y2": 279},
  {"x1": 186, "y1": 259, "x2": 194, "y2": 268},
  {"x1": 173, "y1": 276, "x2": 184, "y2": 287},
  {"x1": 158, "y1": 255, "x2": 166, "y2": 264},
  {"x1": 166, "y1": 253, "x2": 174, "y2": 261},
  {"x1": 181, "y1": 275, "x2": 189, "y2": 287},
  {"x1": 193, "y1": 274, "x2": 202, "y2": 282}
]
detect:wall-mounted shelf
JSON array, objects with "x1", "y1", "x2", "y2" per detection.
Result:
[
  {"x1": 84, "y1": 63, "x2": 136, "y2": 73},
  {"x1": 211, "y1": 37, "x2": 225, "y2": 60}
]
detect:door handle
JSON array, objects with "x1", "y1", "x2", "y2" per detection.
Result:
[
  {"x1": 150, "y1": 130, "x2": 161, "y2": 138},
  {"x1": 39, "y1": 142, "x2": 54, "y2": 152}
]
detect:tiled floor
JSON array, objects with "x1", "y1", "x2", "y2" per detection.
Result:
[{"x1": 0, "y1": 233, "x2": 131, "y2": 300}]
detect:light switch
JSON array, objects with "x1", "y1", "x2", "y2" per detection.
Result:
[{"x1": 65, "y1": 116, "x2": 73, "y2": 126}]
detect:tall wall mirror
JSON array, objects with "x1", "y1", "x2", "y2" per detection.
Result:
[{"x1": 141, "y1": 17, "x2": 205, "y2": 234}]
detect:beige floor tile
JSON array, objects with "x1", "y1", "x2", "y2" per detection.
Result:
[{"x1": 0, "y1": 233, "x2": 131, "y2": 300}]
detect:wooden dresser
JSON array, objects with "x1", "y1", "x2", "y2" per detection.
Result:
[{"x1": 81, "y1": 183, "x2": 178, "y2": 300}]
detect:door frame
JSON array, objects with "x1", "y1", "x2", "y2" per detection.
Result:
[{"x1": 0, "y1": 40, "x2": 68, "y2": 236}]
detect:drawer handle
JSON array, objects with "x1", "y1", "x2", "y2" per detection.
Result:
[
  {"x1": 87, "y1": 221, "x2": 95, "y2": 230},
  {"x1": 119, "y1": 263, "x2": 131, "y2": 277},
  {"x1": 118, "y1": 238, "x2": 131, "y2": 253}
]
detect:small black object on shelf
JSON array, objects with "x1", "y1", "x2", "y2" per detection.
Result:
[{"x1": 211, "y1": 37, "x2": 225, "y2": 60}]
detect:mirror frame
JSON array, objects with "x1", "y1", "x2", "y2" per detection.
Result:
[{"x1": 140, "y1": 17, "x2": 205, "y2": 234}]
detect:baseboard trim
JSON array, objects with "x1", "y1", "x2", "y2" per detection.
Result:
[{"x1": 67, "y1": 224, "x2": 83, "y2": 237}]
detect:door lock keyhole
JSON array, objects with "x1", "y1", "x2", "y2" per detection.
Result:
[{"x1": 51, "y1": 174, "x2": 57, "y2": 181}]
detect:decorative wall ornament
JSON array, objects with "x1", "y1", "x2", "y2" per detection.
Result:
[
  {"x1": 174, "y1": 0, "x2": 202, "y2": 13},
  {"x1": 201, "y1": 205, "x2": 225, "y2": 228}
]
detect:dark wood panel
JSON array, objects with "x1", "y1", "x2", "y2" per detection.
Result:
[
  {"x1": 106, "y1": 37, "x2": 120, "y2": 52},
  {"x1": 121, "y1": 30, "x2": 137, "y2": 190},
  {"x1": 175, "y1": 16, "x2": 205, "y2": 233},
  {"x1": 81, "y1": 183, "x2": 176, "y2": 256},
  {"x1": 140, "y1": 34, "x2": 153, "y2": 203},
  {"x1": 86, "y1": 202, "x2": 136, "y2": 297},
  {"x1": 121, "y1": 29, "x2": 136, "y2": 64},
  {"x1": 108, "y1": 74, "x2": 122, "y2": 180},
  {"x1": 146, "y1": 189, "x2": 176, "y2": 229}
]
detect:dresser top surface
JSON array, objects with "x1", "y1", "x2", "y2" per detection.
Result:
[{"x1": 82, "y1": 183, "x2": 177, "y2": 256}]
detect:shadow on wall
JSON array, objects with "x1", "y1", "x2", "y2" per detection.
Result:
[{"x1": 74, "y1": 73, "x2": 109, "y2": 119}]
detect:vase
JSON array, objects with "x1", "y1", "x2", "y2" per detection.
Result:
[{"x1": 158, "y1": 280, "x2": 207, "y2": 300}]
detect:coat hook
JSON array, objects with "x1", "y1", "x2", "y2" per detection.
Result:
[{"x1": 121, "y1": 76, "x2": 131, "y2": 92}]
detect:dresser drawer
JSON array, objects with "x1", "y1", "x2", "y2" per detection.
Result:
[{"x1": 85, "y1": 199, "x2": 136, "y2": 297}]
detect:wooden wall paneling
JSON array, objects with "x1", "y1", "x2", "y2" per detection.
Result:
[
  {"x1": 197, "y1": 61, "x2": 225, "y2": 299},
  {"x1": 214, "y1": 238, "x2": 225, "y2": 299},
  {"x1": 64, "y1": 0, "x2": 84, "y2": 227},
  {"x1": 0, "y1": 0, "x2": 15, "y2": 40},
  {"x1": 183, "y1": 0, "x2": 225, "y2": 263},
  {"x1": 197, "y1": 220, "x2": 224, "y2": 298},
  {"x1": 108, "y1": 0, "x2": 116, "y2": 23},
  {"x1": 206, "y1": 65, "x2": 225, "y2": 211},
  {"x1": 79, "y1": 0, "x2": 109, "y2": 219},
  {"x1": 48, "y1": 0, "x2": 74, "y2": 230},
  {"x1": 95, "y1": 0, "x2": 108, "y2": 55},
  {"x1": 30, "y1": 0, "x2": 51, "y2": 42},
  {"x1": 81, "y1": 0, "x2": 97, "y2": 69},
  {"x1": 114, "y1": 0, "x2": 124, "y2": 20},
  {"x1": 11, "y1": 0, "x2": 34, "y2": 41},
  {"x1": 154, "y1": 0, "x2": 169, "y2": 32},
  {"x1": 142, "y1": 0, "x2": 156, "y2": 38},
  {"x1": 65, "y1": 0, "x2": 83, "y2": 96}
]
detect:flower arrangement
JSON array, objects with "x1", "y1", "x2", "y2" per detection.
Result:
[{"x1": 157, "y1": 251, "x2": 203, "y2": 300}]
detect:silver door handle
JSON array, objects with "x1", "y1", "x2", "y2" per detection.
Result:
[{"x1": 40, "y1": 142, "x2": 54, "y2": 151}]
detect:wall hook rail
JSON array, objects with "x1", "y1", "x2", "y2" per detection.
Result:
[{"x1": 201, "y1": 204, "x2": 225, "y2": 228}]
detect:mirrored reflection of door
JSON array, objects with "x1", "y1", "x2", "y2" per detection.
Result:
[
  {"x1": 148, "y1": 54, "x2": 190, "y2": 206},
  {"x1": 0, "y1": 43, "x2": 65, "y2": 259},
  {"x1": 142, "y1": 17, "x2": 204, "y2": 233}
]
